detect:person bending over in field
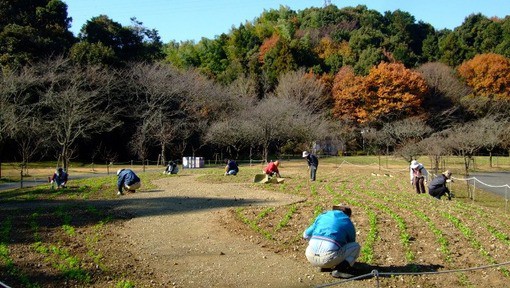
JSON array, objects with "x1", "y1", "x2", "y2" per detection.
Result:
[
  {"x1": 224, "y1": 159, "x2": 239, "y2": 175},
  {"x1": 263, "y1": 160, "x2": 281, "y2": 178},
  {"x1": 164, "y1": 161, "x2": 179, "y2": 175},
  {"x1": 116, "y1": 168, "x2": 141, "y2": 196},
  {"x1": 51, "y1": 167, "x2": 68, "y2": 189},
  {"x1": 303, "y1": 205, "x2": 360, "y2": 279},
  {"x1": 428, "y1": 170, "x2": 453, "y2": 200},
  {"x1": 410, "y1": 160, "x2": 428, "y2": 194}
]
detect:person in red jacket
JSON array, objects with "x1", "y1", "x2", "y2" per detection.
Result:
[{"x1": 263, "y1": 160, "x2": 281, "y2": 178}]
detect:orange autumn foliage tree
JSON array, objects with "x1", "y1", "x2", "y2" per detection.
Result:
[
  {"x1": 258, "y1": 34, "x2": 280, "y2": 64},
  {"x1": 457, "y1": 53, "x2": 510, "y2": 100},
  {"x1": 332, "y1": 66, "x2": 365, "y2": 121},
  {"x1": 332, "y1": 62, "x2": 428, "y2": 124}
]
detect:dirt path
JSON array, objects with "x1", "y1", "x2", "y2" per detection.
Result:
[{"x1": 110, "y1": 174, "x2": 343, "y2": 288}]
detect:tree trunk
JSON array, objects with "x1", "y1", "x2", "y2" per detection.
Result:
[{"x1": 161, "y1": 144, "x2": 166, "y2": 165}]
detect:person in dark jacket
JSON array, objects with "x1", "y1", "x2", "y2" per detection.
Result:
[
  {"x1": 302, "y1": 151, "x2": 319, "y2": 181},
  {"x1": 303, "y1": 205, "x2": 360, "y2": 279},
  {"x1": 51, "y1": 167, "x2": 68, "y2": 189},
  {"x1": 164, "y1": 161, "x2": 179, "y2": 174},
  {"x1": 428, "y1": 170, "x2": 453, "y2": 200},
  {"x1": 224, "y1": 159, "x2": 239, "y2": 175},
  {"x1": 116, "y1": 169, "x2": 141, "y2": 196}
]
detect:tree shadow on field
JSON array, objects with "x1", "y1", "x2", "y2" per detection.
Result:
[{"x1": 0, "y1": 194, "x2": 279, "y2": 243}]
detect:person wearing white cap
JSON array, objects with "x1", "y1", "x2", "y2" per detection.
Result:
[
  {"x1": 409, "y1": 160, "x2": 428, "y2": 194},
  {"x1": 302, "y1": 151, "x2": 319, "y2": 181}
]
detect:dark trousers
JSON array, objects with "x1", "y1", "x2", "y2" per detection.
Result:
[
  {"x1": 429, "y1": 187, "x2": 451, "y2": 199},
  {"x1": 413, "y1": 177, "x2": 426, "y2": 194},
  {"x1": 310, "y1": 165, "x2": 317, "y2": 181}
]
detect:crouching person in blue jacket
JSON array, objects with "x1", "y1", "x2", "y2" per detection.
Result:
[
  {"x1": 303, "y1": 205, "x2": 360, "y2": 279},
  {"x1": 116, "y1": 169, "x2": 141, "y2": 196}
]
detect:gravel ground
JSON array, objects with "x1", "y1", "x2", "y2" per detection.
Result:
[{"x1": 110, "y1": 174, "x2": 350, "y2": 288}]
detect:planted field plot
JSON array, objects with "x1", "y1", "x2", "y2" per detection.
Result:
[{"x1": 0, "y1": 157, "x2": 509, "y2": 287}]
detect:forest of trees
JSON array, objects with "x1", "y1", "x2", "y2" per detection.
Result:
[{"x1": 1, "y1": 1, "x2": 510, "y2": 174}]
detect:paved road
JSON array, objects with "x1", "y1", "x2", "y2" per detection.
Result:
[
  {"x1": 467, "y1": 172, "x2": 510, "y2": 198},
  {"x1": 0, "y1": 168, "x2": 163, "y2": 191},
  {"x1": 0, "y1": 172, "x2": 113, "y2": 191}
]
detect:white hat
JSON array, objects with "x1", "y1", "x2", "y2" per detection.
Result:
[
  {"x1": 410, "y1": 160, "x2": 419, "y2": 169},
  {"x1": 116, "y1": 169, "x2": 124, "y2": 176},
  {"x1": 302, "y1": 151, "x2": 309, "y2": 157}
]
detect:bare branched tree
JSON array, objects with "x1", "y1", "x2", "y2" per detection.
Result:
[
  {"x1": 419, "y1": 132, "x2": 450, "y2": 174},
  {"x1": 275, "y1": 69, "x2": 328, "y2": 113},
  {"x1": 130, "y1": 123, "x2": 151, "y2": 171},
  {"x1": 381, "y1": 117, "x2": 433, "y2": 162},
  {"x1": 417, "y1": 62, "x2": 470, "y2": 129},
  {"x1": 0, "y1": 65, "x2": 46, "y2": 176},
  {"x1": 240, "y1": 96, "x2": 329, "y2": 162},
  {"x1": 39, "y1": 58, "x2": 122, "y2": 171},
  {"x1": 474, "y1": 115, "x2": 508, "y2": 167},
  {"x1": 13, "y1": 117, "x2": 49, "y2": 174},
  {"x1": 320, "y1": 120, "x2": 357, "y2": 156},
  {"x1": 444, "y1": 121, "x2": 486, "y2": 176},
  {"x1": 126, "y1": 62, "x2": 188, "y2": 163}
]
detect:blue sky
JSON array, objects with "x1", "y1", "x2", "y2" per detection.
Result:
[{"x1": 64, "y1": 0, "x2": 510, "y2": 43}]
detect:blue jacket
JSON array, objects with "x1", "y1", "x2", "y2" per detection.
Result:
[
  {"x1": 117, "y1": 169, "x2": 140, "y2": 192},
  {"x1": 304, "y1": 210, "x2": 356, "y2": 247}
]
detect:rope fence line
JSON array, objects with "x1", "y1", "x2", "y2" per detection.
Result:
[
  {"x1": 322, "y1": 160, "x2": 509, "y2": 211},
  {"x1": 316, "y1": 261, "x2": 510, "y2": 288},
  {"x1": 452, "y1": 176, "x2": 510, "y2": 212}
]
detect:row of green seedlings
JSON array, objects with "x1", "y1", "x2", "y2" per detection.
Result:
[
  {"x1": 346, "y1": 176, "x2": 477, "y2": 286},
  {"x1": 0, "y1": 217, "x2": 37, "y2": 287},
  {"x1": 26, "y1": 174, "x2": 120, "y2": 202},
  {"x1": 442, "y1": 212, "x2": 510, "y2": 278},
  {"x1": 235, "y1": 203, "x2": 300, "y2": 241},
  {"x1": 384, "y1": 193, "x2": 479, "y2": 285},
  {"x1": 373, "y1": 176, "x2": 507, "y2": 282},
  {"x1": 388, "y1": 175, "x2": 510, "y2": 278},
  {"x1": 330, "y1": 171, "x2": 508, "y2": 284},
  {"x1": 31, "y1": 206, "x2": 136, "y2": 287},
  {"x1": 31, "y1": 209, "x2": 91, "y2": 284},
  {"x1": 452, "y1": 200, "x2": 510, "y2": 247},
  {"x1": 370, "y1": 176, "x2": 455, "y2": 260},
  {"x1": 343, "y1": 175, "x2": 463, "y2": 268},
  {"x1": 340, "y1": 175, "x2": 416, "y2": 263},
  {"x1": 324, "y1": 183, "x2": 378, "y2": 264}
]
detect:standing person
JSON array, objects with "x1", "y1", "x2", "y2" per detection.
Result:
[
  {"x1": 263, "y1": 160, "x2": 281, "y2": 178},
  {"x1": 428, "y1": 170, "x2": 453, "y2": 200},
  {"x1": 116, "y1": 169, "x2": 141, "y2": 196},
  {"x1": 410, "y1": 160, "x2": 428, "y2": 194},
  {"x1": 302, "y1": 151, "x2": 319, "y2": 181},
  {"x1": 303, "y1": 205, "x2": 360, "y2": 279},
  {"x1": 50, "y1": 167, "x2": 68, "y2": 189},
  {"x1": 224, "y1": 159, "x2": 239, "y2": 175}
]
